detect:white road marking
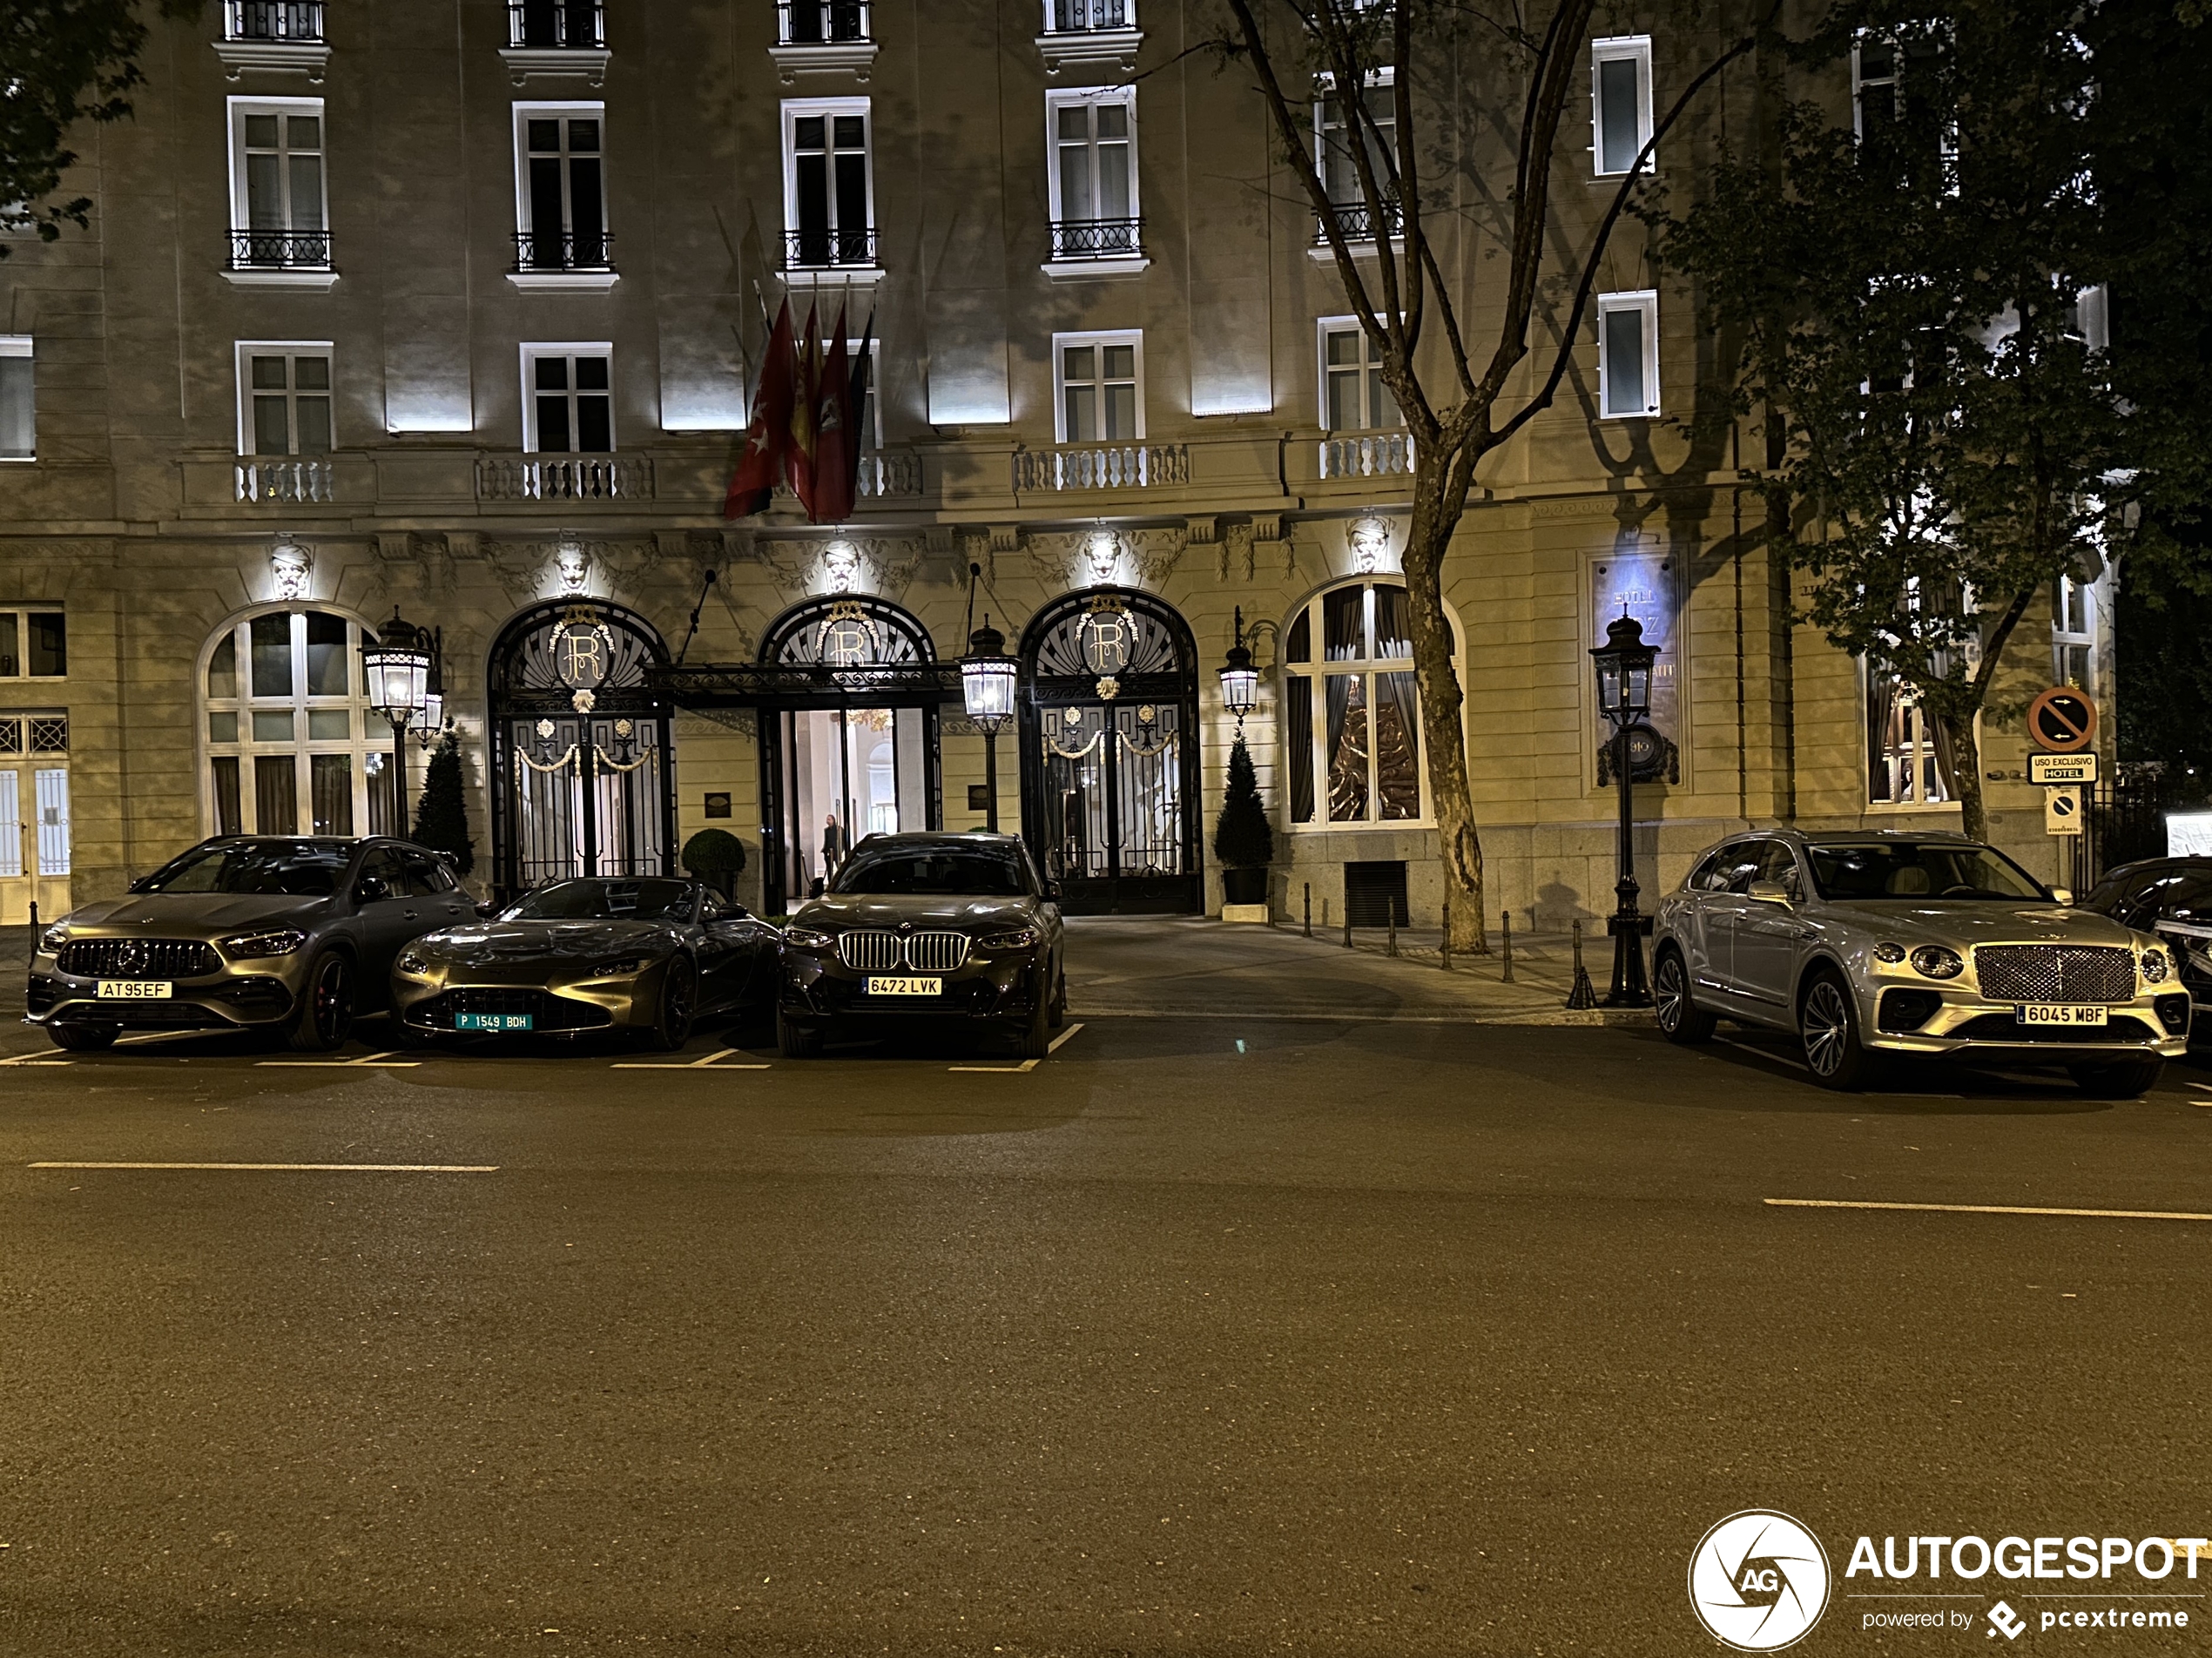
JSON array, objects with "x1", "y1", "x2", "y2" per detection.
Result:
[
  {"x1": 610, "y1": 1048, "x2": 772, "y2": 1070},
  {"x1": 0, "y1": 1053, "x2": 72, "y2": 1067},
  {"x1": 29, "y1": 1162, "x2": 497, "y2": 1173},
  {"x1": 947, "y1": 1022, "x2": 1086, "y2": 1075},
  {"x1": 1767, "y1": 1197, "x2": 2212, "y2": 1223},
  {"x1": 1049, "y1": 1021, "x2": 1086, "y2": 1053},
  {"x1": 256, "y1": 1051, "x2": 420, "y2": 1068}
]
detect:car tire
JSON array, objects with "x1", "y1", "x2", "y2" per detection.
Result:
[
  {"x1": 48, "y1": 1022, "x2": 119, "y2": 1052},
  {"x1": 651, "y1": 955, "x2": 697, "y2": 1052},
  {"x1": 777, "y1": 1008, "x2": 824, "y2": 1059},
  {"x1": 1797, "y1": 967, "x2": 1877, "y2": 1091},
  {"x1": 1048, "y1": 955, "x2": 1068, "y2": 1031},
  {"x1": 1653, "y1": 947, "x2": 1716, "y2": 1045},
  {"x1": 1016, "y1": 974, "x2": 1052, "y2": 1060},
  {"x1": 287, "y1": 949, "x2": 355, "y2": 1053},
  {"x1": 2068, "y1": 1058, "x2": 2163, "y2": 1099}
]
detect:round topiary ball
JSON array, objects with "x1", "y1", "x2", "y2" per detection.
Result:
[{"x1": 681, "y1": 827, "x2": 747, "y2": 897}]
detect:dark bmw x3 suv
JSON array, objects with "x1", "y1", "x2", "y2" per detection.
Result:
[
  {"x1": 27, "y1": 836, "x2": 471, "y2": 1051},
  {"x1": 776, "y1": 832, "x2": 1066, "y2": 1059}
]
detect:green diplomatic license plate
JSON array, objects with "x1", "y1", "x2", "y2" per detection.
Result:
[{"x1": 455, "y1": 1012, "x2": 533, "y2": 1032}]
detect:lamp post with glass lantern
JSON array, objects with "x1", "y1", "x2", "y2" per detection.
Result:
[
  {"x1": 362, "y1": 608, "x2": 435, "y2": 839},
  {"x1": 1218, "y1": 606, "x2": 1258, "y2": 727},
  {"x1": 1589, "y1": 612, "x2": 1656, "y2": 1007},
  {"x1": 960, "y1": 565, "x2": 1019, "y2": 832}
]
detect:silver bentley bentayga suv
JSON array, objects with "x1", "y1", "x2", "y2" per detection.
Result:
[{"x1": 1652, "y1": 831, "x2": 2190, "y2": 1095}]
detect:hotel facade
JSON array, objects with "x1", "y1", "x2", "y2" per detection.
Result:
[{"x1": 0, "y1": 0, "x2": 2114, "y2": 927}]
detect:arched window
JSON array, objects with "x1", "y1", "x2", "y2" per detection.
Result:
[
  {"x1": 201, "y1": 607, "x2": 393, "y2": 837},
  {"x1": 1279, "y1": 580, "x2": 1456, "y2": 826}
]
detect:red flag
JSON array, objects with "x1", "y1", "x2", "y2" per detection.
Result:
[
  {"x1": 812, "y1": 307, "x2": 854, "y2": 523},
  {"x1": 786, "y1": 304, "x2": 823, "y2": 518},
  {"x1": 724, "y1": 300, "x2": 794, "y2": 519}
]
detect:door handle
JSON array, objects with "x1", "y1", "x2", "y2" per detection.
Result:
[{"x1": 402, "y1": 909, "x2": 420, "y2": 920}]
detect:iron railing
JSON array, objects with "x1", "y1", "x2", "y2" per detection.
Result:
[
  {"x1": 1314, "y1": 199, "x2": 1403, "y2": 244},
  {"x1": 229, "y1": 227, "x2": 332, "y2": 270},
  {"x1": 1011, "y1": 443, "x2": 1189, "y2": 492},
  {"x1": 1318, "y1": 431, "x2": 1414, "y2": 479},
  {"x1": 778, "y1": 0, "x2": 872, "y2": 43},
  {"x1": 1049, "y1": 218, "x2": 1144, "y2": 259},
  {"x1": 475, "y1": 456, "x2": 654, "y2": 502},
  {"x1": 1044, "y1": 0, "x2": 1132, "y2": 30},
  {"x1": 507, "y1": 0, "x2": 604, "y2": 48},
  {"x1": 785, "y1": 226, "x2": 878, "y2": 269},
  {"x1": 513, "y1": 230, "x2": 614, "y2": 272},
  {"x1": 226, "y1": 1, "x2": 325, "y2": 41},
  {"x1": 236, "y1": 460, "x2": 335, "y2": 502},
  {"x1": 857, "y1": 451, "x2": 923, "y2": 498}
]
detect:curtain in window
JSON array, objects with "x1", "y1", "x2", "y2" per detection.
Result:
[
  {"x1": 211, "y1": 758, "x2": 243, "y2": 836},
  {"x1": 310, "y1": 753, "x2": 354, "y2": 836},
  {"x1": 1286, "y1": 677, "x2": 1315, "y2": 823},
  {"x1": 254, "y1": 755, "x2": 297, "y2": 834},
  {"x1": 1925, "y1": 711, "x2": 1958, "y2": 803},
  {"x1": 0, "y1": 770, "x2": 17, "y2": 877},
  {"x1": 1325, "y1": 674, "x2": 1368, "y2": 820},
  {"x1": 1372, "y1": 584, "x2": 1412, "y2": 658},
  {"x1": 1865, "y1": 671, "x2": 1898, "y2": 802},
  {"x1": 366, "y1": 752, "x2": 394, "y2": 836},
  {"x1": 1374, "y1": 671, "x2": 1420, "y2": 819},
  {"x1": 1323, "y1": 588, "x2": 1364, "y2": 661}
]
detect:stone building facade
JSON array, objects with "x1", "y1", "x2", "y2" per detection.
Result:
[{"x1": 0, "y1": 0, "x2": 2114, "y2": 927}]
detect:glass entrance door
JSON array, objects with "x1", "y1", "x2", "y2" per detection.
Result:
[{"x1": 772, "y1": 706, "x2": 928, "y2": 903}]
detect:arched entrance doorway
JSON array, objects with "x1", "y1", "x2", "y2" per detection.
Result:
[
  {"x1": 488, "y1": 600, "x2": 675, "y2": 894},
  {"x1": 1019, "y1": 588, "x2": 1201, "y2": 914},
  {"x1": 755, "y1": 595, "x2": 944, "y2": 914}
]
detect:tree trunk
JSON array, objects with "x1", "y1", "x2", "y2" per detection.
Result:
[
  {"x1": 1935, "y1": 704, "x2": 1986, "y2": 841},
  {"x1": 1402, "y1": 470, "x2": 1486, "y2": 955}
]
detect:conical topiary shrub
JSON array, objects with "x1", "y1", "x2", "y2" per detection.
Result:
[
  {"x1": 1213, "y1": 736, "x2": 1274, "y2": 906},
  {"x1": 411, "y1": 732, "x2": 475, "y2": 877}
]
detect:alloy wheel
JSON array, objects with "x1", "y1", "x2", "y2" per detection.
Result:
[
  {"x1": 314, "y1": 956, "x2": 354, "y2": 1046},
  {"x1": 1655, "y1": 956, "x2": 1687, "y2": 1033},
  {"x1": 1801, "y1": 981, "x2": 1851, "y2": 1076}
]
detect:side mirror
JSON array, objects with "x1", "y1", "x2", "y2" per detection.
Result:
[
  {"x1": 1043, "y1": 880, "x2": 1063, "y2": 904},
  {"x1": 2049, "y1": 886, "x2": 2074, "y2": 907},
  {"x1": 1746, "y1": 880, "x2": 1793, "y2": 905},
  {"x1": 354, "y1": 873, "x2": 392, "y2": 905},
  {"x1": 474, "y1": 898, "x2": 498, "y2": 919}
]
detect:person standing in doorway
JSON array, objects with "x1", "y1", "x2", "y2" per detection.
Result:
[{"x1": 821, "y1": 812, "x2": 845, "y2": 882}]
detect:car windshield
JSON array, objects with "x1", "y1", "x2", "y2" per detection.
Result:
[
  {"x1": 1805, "y1": 841, "x2": 2048, "y2": 902},
  {"x1": 138, "y1": 842, "x2": 351, "y2": 898},
  {"x1": 832, "y1": 846, "x2": 1030, "y2": 897},
  {"x1": 501, "y1": 879, "x2": 694, "y2": 921}
]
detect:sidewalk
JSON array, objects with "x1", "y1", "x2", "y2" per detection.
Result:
[{"x1": 1064, "y1": 914, "x2": 1652, "y2": 1028}]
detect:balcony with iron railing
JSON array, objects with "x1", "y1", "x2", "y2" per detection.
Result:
[
  {"x1": 772, "y1": 0, "x2": 876, "y2": 79},
  {"x1": 1049, "y1": 217, "x2": 1144, "y2": 261},
  {"x1": 1037, "y1": 0, "x2": 1142, "y2": 72},
  {"x1": 502, "y1": 0, "x2": 609, "y2": 84},
  {"x1": 784, "y1": 226, "x2": 880, "y2": 275},
  {"x1": 1011, "y1": 442, "x2": 1188, "y2": 494},
  {"x1": 509, "y1": 230, "x2": 617, "y2": 291},
  {"x1": 1044, "y1": 0, "x2": 1133, "y2": 30},
  {"x1": 216, "y1": 1, "x2": 329, "y2": 78},
  {"x1": 225, "y1": 227, "x2": 336, "y2": 289},
  {"x1": 1313, "y1": 198, "x2": 1404, "y2": 248}
]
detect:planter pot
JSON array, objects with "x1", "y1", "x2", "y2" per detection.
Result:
[{"x1": 1221, "y1": 866, "x2": 1268, "y2": 907}]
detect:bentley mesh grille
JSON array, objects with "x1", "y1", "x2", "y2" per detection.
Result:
[
  {"x1": 1975, "y1": 945, "x2": 2135, "y2": 1004},
  {"x1": 58, "y1": 939, "x2": 221, "y2": 979}
]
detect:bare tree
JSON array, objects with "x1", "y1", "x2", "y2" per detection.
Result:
[{"x1": 1211, "y1": 0, "x2": 1762, "y2": 951}]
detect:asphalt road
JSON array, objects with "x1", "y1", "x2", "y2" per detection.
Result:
[{"x1": 2, "y1": 947, "x2": 2209, "y2": 1656}]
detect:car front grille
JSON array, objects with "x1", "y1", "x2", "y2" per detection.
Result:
[
  {"x1": 834, "y1": 929, "x2": 974, "y2": 973},
  {"x1": 1975, "y1": 945, "x2": 2135, "y2": 1003},
  {"x1": 57, "y1": 939, "x2": 221, "y2": 980},
  {"x1": 415, "y1": 987, "x2": 612, "y2": 1032}
]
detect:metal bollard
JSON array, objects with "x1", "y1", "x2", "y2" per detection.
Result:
[
  {"x1": 1303, "y1": 882, "x2": 1312, "y2": 939},
  {"x1": 1344, "y1": 907, "x2": 1353, "y2": 949},
  {"x1": 1440, "y1": 893, "x2": 1452, "y2": 972},
  {"x1": 1501, "y1": 909, "x2": 1514, "y2": 983},
  {"x1": 1564, "y1": 919, "x2": 1599, "y2": 1009},
  {"x1": 1386, "y1": 909, "x2": 1397, "y2": 957}
]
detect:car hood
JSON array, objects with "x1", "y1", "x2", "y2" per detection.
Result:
[
  {"x1": 415, "y1": 920, "x2": 681, "y2": 966},
  {"x1": 796, "y1": 894, "x2": 1037, "y2": 931},
  {"x1": 1817, "y1": 901, "x2": 2142, "y2": 948},
  {"x1": 57, "y1": 893, "x2": 329, "y2": 936}
]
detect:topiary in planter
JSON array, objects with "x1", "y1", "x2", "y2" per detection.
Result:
[
  {"x1": 411, "y1": 732, "x2": 475, "y2": 877},
  {"x1": 681, "y1": 827, "x2": 747, "y2": 899},
  {"x1": 1212, "y1": 735, "x2": 1275, "y2": 874}
]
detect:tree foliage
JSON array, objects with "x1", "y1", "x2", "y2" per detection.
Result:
[
  {"x1": 0, "y1": 1, "x2": 202, "y2": 256},
  {"x1": 1652, "y1": 0, "x2": 2208, "y2": 837},
  {"x1": 412, "y1": 733, "x2": 475, "y2": 878},
  {"x1": 1213, "y1": 736, "x2": 1276, "y2": 869},
  {"x1": 681, "y1": 828, "x2": 748, "y2": 898},
  {"x1": 1210, "y1": 0, "x2": 1759, "y2": 948}
]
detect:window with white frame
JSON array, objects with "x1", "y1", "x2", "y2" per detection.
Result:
[
  {"x1": 522, "y1": 345, "x2": 613, "y2": 453},
  {"x1": 2054, "y1": 574, "x2": 2095, "y2": 690},
  {"x1": 515, "y1": 103, "x2": 608, "y2": 270},
  {"x1": 1317, "y1": 320, "x2": 1400, "y2": 431},
  {"x1": 1044, "y1": 0, "x2": 1131, "y2": 30},
  {"x1": 1047, "y1": 88, "x2": 1139, "y2": 259},
  {"x1": 1596, "y1": 290, "x2": 1660, "y2": 418},
  {"x1": 0, "y1": 337, "x2": 30, "y2": 460},
  {"x1": 0, "y1": 608, "x2": 66, "y2": 679},
  {"x1": 1852, "y1": 34, "x2": 1899, "y2": 137},
  {"x1": 0, "y1": 724, "x2": 71, "y2": 880},
  {"x1": 1313, "y1": 70, "x2": 1398, "y2": 238},
  {"x1": 1866, "y1": 671, "x2": 1956, "y2": 806},
  {"x1": 1592, "y1": 37, "x2": 1654, "y2": 175},
  {"x1": 228, "y1": 98, "x2": 327, "y2": 268},
  {"x1": 202, "y1": 608, "x2": 394, "y2": 837},
  {"x1": 784, "y1": 99, "x2": 874, "y2": 267},
  {"x1": 1054, "y1": 333, "x2": 1142, "y2": 443},
  {"x1": 1281, "y1": 580, "x2": 1457, "y2": 826},
  {"x1": 235, "y1": 342, "x2": 332, "y2": 455}
]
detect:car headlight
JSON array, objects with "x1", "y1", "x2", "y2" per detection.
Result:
[
  {"x1": 784, "y1": 926, "x2": 835, "y2": 950},
  {"x1": 395, "y1": 949, "x2": 437, "y2": 978},
  {"x1": 38, "y1": 922, "x2": 69, "y2": 953},
  {"x1": 586, "y1": 957, "x2": 648, "y2": 978},
  {"x1": 975, "y1": 927, "x2": 1039, "y2": 952},
  {"x1": 220, "y1": 927, "x2": 307, "y2": 960},
  {"x1": 2141, "y1": 949, "x2": 2170, "y2": 984},
  {"x1": 1872, "y1": 941, "x2": 1907, "y2": 964},
  {"x1": 1910, "y1": 945, "x2": 1964, "y2": 980}
]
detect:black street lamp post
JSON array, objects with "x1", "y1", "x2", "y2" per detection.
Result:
[
  {"x1": 1589, "y1": 612, "x2": 1656, "y2": 1007},
  {"x1": 1217, "y1": 605, "x2": 1258, "y2": 727},
  {"x1": 960, "y1": 563, "x2": 1018, "y2": 832},
  {"x1": 362, "y1": 608, "x2": 437, "y2": 839}
]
